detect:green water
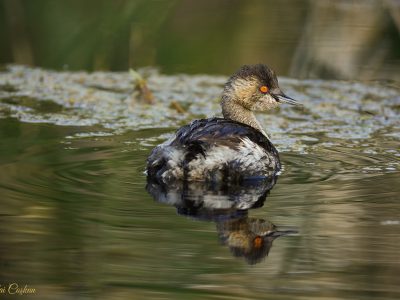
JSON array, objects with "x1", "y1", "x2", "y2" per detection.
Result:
[{"x1": 0, "y1": 66, "x2": 399, "y2": 299}]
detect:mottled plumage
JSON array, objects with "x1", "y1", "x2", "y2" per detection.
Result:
[
  {"x1": 146, "y1": 64, "x2": 299, "y2": 183},
  {"x1": 147, "y1": 118, "x2": 280, "y2": 183}
]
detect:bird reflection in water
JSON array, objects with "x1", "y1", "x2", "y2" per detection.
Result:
[
  {"x1": 146, "y1": 175, "x2": 297, "y2": 265},
  {"x1": 217, "y1": 215, "x2": 296, "y2": 264}
]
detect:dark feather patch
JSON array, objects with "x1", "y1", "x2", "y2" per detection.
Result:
[
  {"x1": 183, "y1": 140, "x2": 206, "y2": 177},
  {"x1": 227, "y1": 64, "x2": 280, "y2": 91},
  {"x1": 174, "y1": 117, "x2": 278, "y2": 155}
]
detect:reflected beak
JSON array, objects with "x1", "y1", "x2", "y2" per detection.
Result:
[
  {"x1": 274, "y1": 93, "x2": 301, "y2": 106},
  {"x1": 269, "y1": 230, "x2": 298, "y2": 238}
]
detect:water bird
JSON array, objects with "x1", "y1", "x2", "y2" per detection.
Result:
[{"x1": 147, "y1": 64, "x2": 299, "y2": 183}]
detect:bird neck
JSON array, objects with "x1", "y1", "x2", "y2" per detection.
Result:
[{"x1": 221, "y1": 96, "x2": 269, "y2": 138}]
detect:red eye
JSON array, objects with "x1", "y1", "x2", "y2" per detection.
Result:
[
  {"x1": 253, "y1": 236, "x2": 263, "y2": 248},
  {"x1": 260, "y1": 86, "x2": 269, "y2": 93}
]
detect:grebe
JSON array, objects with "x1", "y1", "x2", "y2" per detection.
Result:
[{"x1": 147, "y1": 64, "x2": 299, "y2": 183}]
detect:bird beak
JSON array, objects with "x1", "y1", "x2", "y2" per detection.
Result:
[{"x1": 274, "y1": 93, "x2": 301, "y2": 106}]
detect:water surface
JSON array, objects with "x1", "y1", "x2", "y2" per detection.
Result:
[{"x1": 0, "y1": 66, "x2": 399, "y2": 299}]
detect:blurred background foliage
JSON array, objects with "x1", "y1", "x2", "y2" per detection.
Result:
[{"x1": 0, "y1": 0, "x2": 399, "y2": 80}]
